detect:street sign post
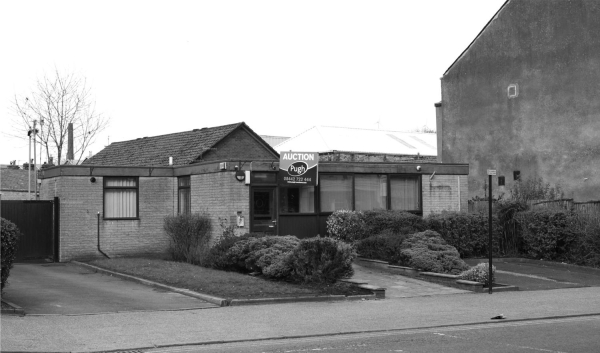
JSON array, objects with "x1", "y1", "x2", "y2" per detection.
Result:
[{"x1": 487, "y1": 169, "x2": 496, "y2": 294}]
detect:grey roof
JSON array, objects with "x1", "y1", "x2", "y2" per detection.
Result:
[
  {"x1": 85, "y1": 122, "x2": 245, "y2": 167},
  {"x1": 0, "y1": 167, "x2": 36, "y2": 192}
]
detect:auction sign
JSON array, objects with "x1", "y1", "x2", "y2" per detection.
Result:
[{"x1": 278, "y1": 152, "x2": 318, "y2": 186}]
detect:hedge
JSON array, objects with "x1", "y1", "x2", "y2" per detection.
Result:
[
  {"x1": 2, "y1": 218, "x2": 21, "y2": 290},
  {"x1": 398, "y1": 230, "x2": 469, "y2": 274}
]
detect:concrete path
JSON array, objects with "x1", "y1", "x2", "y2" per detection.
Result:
[
  {"x1": 3, "y1": 286, "x2": 600, "y2": 352},
  {"x1": 1, "y1": 263, "x2": 217, "y2": 315},
  {"x1": 351, "y1": 262, "x2": 469, "y2": 298}
]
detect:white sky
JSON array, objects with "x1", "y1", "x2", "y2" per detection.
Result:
[{"x1": 0, "y1": 0, "x2": 506, "y2": 165}]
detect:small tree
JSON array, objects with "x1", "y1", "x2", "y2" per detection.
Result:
[
  {"x1": 509, "y1": 177, "x2": 564, "y2": 203},
  {"x1": 11, "y1": 69, "x2": 109, "y2": 164}
]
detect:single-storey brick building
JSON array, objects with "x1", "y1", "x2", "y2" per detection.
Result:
[{"x1": 40, "y1": 122, "x2": 469, "y2": 261}]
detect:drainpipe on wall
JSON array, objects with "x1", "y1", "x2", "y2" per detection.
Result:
[
  {"x1": 97, "y1": 212, "x2": 110, "y2": 259},
  {"x1": 458, "y1": 176, "x2": 461, "y2": 212}
]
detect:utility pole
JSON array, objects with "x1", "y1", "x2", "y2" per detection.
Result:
[{"x1": 33, "y1": 120, "x2": 38, "y2": 199}]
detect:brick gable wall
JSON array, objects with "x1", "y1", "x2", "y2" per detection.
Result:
[{"x1": 201, "y1": 128, "x2": 277, "y2": 162}]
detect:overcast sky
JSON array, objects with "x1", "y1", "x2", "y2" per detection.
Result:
[{"x1": 0, "y1": 0, "x2": 506, "y2": 165}]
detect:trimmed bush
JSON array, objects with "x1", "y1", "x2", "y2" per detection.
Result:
[
  {"x1": 2, "y1": 218, "x2": 21, "y2": 290},
  {"x1": 363, "y1": 210, "x2": 427, "y2": 237},
  {"x1": 570, "y1": 214, "x2": 600, "y2": 268},
  {"x1": 399, "y1": 230, "x2": 469, "y2": 274},
  {"x1": 425, "y1": 212, "x2": 502, "y2": 257},
  {"x1": 164, "y1": 212, "x2": 212, "y2": 265},
  {"x1": 225, "y1": 235, "x2": 300, "y2": 275},
  {"x1": 459, "y1": 262, "x2": 496, "y2": 286},
  {"x1": 204, "y1": 232, "x2": 266, "y2": 270},
  {"x1": 515, "y1": 209, "x2": 579, "y2": 260},
  {"x1": 326, "y1": 210, "x2": 366, "y2": 242},
  {"x1": 286, "y1": 237, "x2": 356, "y2": 283},
  {"x1": 355, "y1": 231, "x2": 409, "y2": 264}
]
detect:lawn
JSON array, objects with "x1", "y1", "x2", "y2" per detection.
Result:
[{"x1": 87, "y1": 257, "x2": 370, "y2": 299}]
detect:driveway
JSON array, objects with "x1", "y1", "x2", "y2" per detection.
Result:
[{"x1": 1, "y1": 262, "x2": 217, "y2": 315}]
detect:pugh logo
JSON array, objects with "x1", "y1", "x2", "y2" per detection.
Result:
[{"x1": 288, "y1": 162, "x2": 308, "y2": 176}]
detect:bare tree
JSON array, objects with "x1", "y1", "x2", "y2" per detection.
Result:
[{"x1": 11, "y1": 69, "x2": 109, "y2": 165}]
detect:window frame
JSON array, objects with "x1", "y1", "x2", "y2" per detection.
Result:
[
  {"x1": 103, "y1": 177, "x2": 140, "y2": 220},
  {"x1": 317, "y1": 173, "x2": 423, "y2": 215},
  {"x1": 177, "y1": 176, "x2": 191, "y2": 214}
]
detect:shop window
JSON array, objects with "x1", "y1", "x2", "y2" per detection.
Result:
[
  {"x1": 390, "y1": 176, "x2": 420, "y2": 211},
  {"x1": 178, "y1": 176, "x2": 191, "y2": 214},
  {"x1": 280, "y1": 185, "x2": 315, "y2": 213},
  {"x1": 320, "y1": 175, "x2": 353, "y2": 212},
  {"x1": 104, "y1": 177, "x2": 138, "y2": 219},
  {"x1": 354, "y1": 175, "x2": 387, "y2": 211}
]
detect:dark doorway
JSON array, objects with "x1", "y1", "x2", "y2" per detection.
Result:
[
  {"x1": 250, "y1": 187, "x2": 277, "y2": 234},
  {"x1": 1, "y1": 199, "x2": 58, "y2": 262}
]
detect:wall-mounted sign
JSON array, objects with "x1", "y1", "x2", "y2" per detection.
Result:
[
  {"x1": 278, "y1": 152, "x2": 318, "y2": 186},
  {"x1": 487, "y1": 169, "x2": 497, "y2": 176}
]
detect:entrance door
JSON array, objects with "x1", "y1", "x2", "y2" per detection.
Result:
[{"x1": 251, "y1": 187, "x2": 277, "y2": 234}]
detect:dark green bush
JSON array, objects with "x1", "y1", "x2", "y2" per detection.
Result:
[
  {"x1": 355, "y1": 230, "x2": 409, "y2": 264},
  {"x1": 570, "y1": 215, "x2": 600, "y2": 268},
  {"x1": 286, "y1": 237, "x2": 356, "y2": 283},
  {"x1": 2, "y1": 217, "x2": 21, "y2": 290},
  {"x1": 164, "y1": 212, "x2": 212, "y2": 265},
  {"x1": 326, "y1": 210, "x2": 366, "y2": 242},
  {"x1": 399, "y1": 230, "x2": 469, "y2": 274},
  {"x1": 204, "y1": 232, "x2": 266, "y2": 270},
  {"x1": 425, "y1": 212, "x2": 502, "y2": 257},
  {"x1": 516, "y1": 209, "x2": 581, "y2": 260},
  {"x1": 363, "y1": 210, "x2": 427, "y2": 237},
  {"x1": 225, "y1": 235, "x2": 300, "y2": 275}
]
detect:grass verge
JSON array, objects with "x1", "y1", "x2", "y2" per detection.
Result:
[{"x1": 87, "y1": 257, "x2": 370, "y2": 299}]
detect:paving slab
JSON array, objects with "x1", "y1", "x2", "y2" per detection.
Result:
[{"x1": 1, "y1": 263, "x2": 217, "y2": 315}]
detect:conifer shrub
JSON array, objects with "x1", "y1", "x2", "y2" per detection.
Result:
[
  {"x1": 399, "y1": 230, "x2": 469, "y2": 274},
  {"x1": 326, "y1": 210, "x2": 366, "y2": 242},
  {"x1": 204, "y1": 232, "x2": 266, "y2": 270},
  {"x1": 164, "y1": 212, "x2": 212, "y2": 265},
  {"x1": 1, "y1": 218, "x2": 21, "y2": 290},
  {"x1": 458, "y1": 263, "x2": 496, "y2": 286},
  {"x1": 286, "y1": 237, "x2": 356, "y2": 283},
  {"x1": 355, "y1": 230, "x2": 408, "y2": 264},
  {"x1": 224, "y1": 235, "x2": 300, "y2": 274}
]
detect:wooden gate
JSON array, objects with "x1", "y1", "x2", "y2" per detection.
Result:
[{"x1": 1, "y1": 198, "x2": 59, "y2": 262}]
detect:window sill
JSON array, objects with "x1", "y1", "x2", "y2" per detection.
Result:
[{"x1": 103, "y1": 218, "x2": 140, "y2": 221}]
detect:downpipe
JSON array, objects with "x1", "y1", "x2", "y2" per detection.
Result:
[{"x1": 97, "y1": 212, "x2": 110, "y2": 259}]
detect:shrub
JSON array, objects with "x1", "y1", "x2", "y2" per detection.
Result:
[
  {"x1": 496, "y1": 200, "x2": 528, "y2": 256},
  {"x1": 355, "y1": 230, "x2": 409, "y2": 264},
  {"x1": 398, "y1": 230, "x2": 469, "y2": 274},
  {"x1": 459, "y1": 262, "x2": 496, "y2": 286},
  {"x1": 225, "y1": 235, "x2": 300, "y2": 275},
  {"x1": 570, "y1": 214, "x2": 600, "y2": 268},
  {"x1": 425, "y1": 212, "x2": 502, "y2": 257},
  {"x1": 363, "y1": 210, "x2": 427, "y2": 237},
  {"x1": 515, "y1": 209, "x2": 579, "y2": 260},
  {"x1": 286, "y1": 237, "x2": 356, "y2": 283},
  {"x1": 204, "y1": 232, "x2": 266, "y2": 270},
  {"x1": 326, "y1": 210, "x2": 366, "y2": 242},
  {"x1": 1, "y1": 218, "x2": 21, "y2": 290},
  {"x1": 164, "y1": 212, "x2": 212, "y2": 265}
]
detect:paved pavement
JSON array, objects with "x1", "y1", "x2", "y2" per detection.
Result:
[{"x1": 1, "y1": 262, "x2": 217, "y2": 315}]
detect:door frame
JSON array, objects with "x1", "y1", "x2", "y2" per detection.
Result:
[{"x1": 249, "y1": 186, "x2": 278, "y2": 234}]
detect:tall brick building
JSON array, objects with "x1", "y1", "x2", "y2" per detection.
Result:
[{"x1": 40, "y1": 122, "x2": 468, "y2": 261}]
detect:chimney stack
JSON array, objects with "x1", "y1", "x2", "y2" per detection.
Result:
[{"x1": 67, "y1": 123, "x2": 74, "y2": 161}]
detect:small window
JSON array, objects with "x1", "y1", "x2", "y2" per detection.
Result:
[
  {"x1": 178, "y1": 176, "x2": 191, "y2": 214},
  {"x1": 355, "y1": 175, "x2": 387, "y2": 211},
  {"x1": 390, "y1": 176, "x2": 420, "y2": 211},
  {"x1": 280, "y1": 185, "x2": 315, "y2": 213},
  {"x1": 498, "y1": 176, "x2": 505, "y2": 186},
  {"x1": 513, "y1": 171, "x2": 521, "y2": 181},
  {"x1": 104, "y1": 177, "x2": 138, "y2": 219},
  {"x1": 252, "y1": 172, "x2": 277, "y2": 184},
  {"x1": 320, "y1": 175, "x2": 353, "y2": 212}
]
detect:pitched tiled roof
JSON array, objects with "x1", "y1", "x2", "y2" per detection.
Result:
[
  {"x1": 1, "y1": 167, "x2": 36, "y2": 192},
  {"x1": 85, "y1": 122, "x2": 244, "y2": 167}
]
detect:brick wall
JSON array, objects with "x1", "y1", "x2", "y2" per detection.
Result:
[
  {"x1": 202, "y1": 128, "x2": 277, "y2": 162},
  {"x1": 191, "y1": 171, "x2": 250, "y2": 242},
  {"x1": 0, "y1": 191, "x2": 34, "y2": 200},
  {"x1": 41, "y1": 176, "x2": 175, "y2": 261},
  {"x1": 421, "y1": 175, "x2": 468, "y2": 215}
]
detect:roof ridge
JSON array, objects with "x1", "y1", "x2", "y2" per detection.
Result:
[
  {"x1": 109, "y1": 122, "x2": 243, "y2": 144},
  {"x1": 274, "y1": 126, "x2": 316, "y2": 148},
  {"x1": 319, "y1": 125, "x2": 415, "y2": 133}
]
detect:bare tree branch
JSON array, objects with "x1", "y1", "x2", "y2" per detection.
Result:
[{"x1": 11, "y1": 69, "x2": 110, "y2": 165}]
